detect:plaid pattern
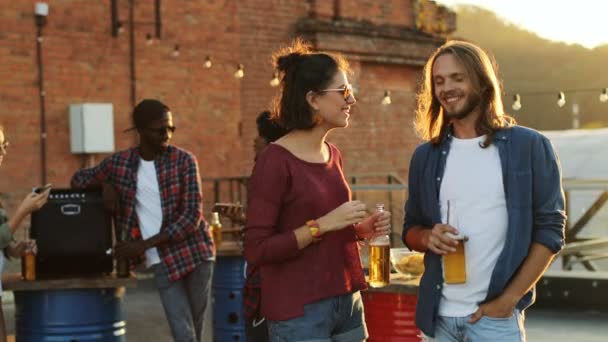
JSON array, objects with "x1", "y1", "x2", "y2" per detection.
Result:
[
  {"x1": 243, "y1": 265, "x2": 262, "y2": 323},
  {"x1": 71, "y1": 145, "x2": 215, "y2": 281}
]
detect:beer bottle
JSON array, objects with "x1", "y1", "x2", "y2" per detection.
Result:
[
  {"x1": 368, "y1": 204, "x2": 390, "y2": 288},
  {"x1": 22, "y1": 240, "x2": 36, "y2": 281},
  {"x1": 116, "y1": 228, "x2": 130, "y2": 278},
  {"x1": 210, "y1": 212, "x2": 222, "y2": 247},
  {"x1": 444, "y1": 200, "x2": 467, "y2": 284}
]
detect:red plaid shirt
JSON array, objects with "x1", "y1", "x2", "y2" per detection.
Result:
[
  {"x1": 71, "y1": 145, "x2": 215, "y2": 281},
  {"x1": 243, "y1": 264, "x2": 262, "y2": 323}
]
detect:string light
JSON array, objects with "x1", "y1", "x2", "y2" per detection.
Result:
[
  {"x1": 512, "y1": 94, "x2": 522, "y2": 111},
  {"x1": 234, "y1": 64, "x2": 244, "y2": 79},
  {"x1": 381, "y1": 90, "x2": 392, "y2": 105},
  {"x1": 132, "y1": 37, "x2": 607, "y2": 105},
  {"x1": 600, "y1": 88, "x2": 608, "y2": 103},
  {"x1": 269, "y1": 72, "x2": 280, "y2": 87},
  {"x1": 203, "y1": 55, "x2": 212, "y2": 68},
  {"x1": 557, "y1": 91, "x2": 566, "y2": 107}
]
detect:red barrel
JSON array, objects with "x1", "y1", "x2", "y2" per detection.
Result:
[{"x1": 362, "y1": 291, "x2": 421, "y2": 342}]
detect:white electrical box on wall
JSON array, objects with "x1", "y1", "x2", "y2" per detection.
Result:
[{"x1": 69, "y1": 103, "x2": 115, "y2": 153}]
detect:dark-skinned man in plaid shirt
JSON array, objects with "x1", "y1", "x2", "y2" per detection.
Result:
[{"x1": 71, "y1": 99, "x2": 215, "y2": 342}]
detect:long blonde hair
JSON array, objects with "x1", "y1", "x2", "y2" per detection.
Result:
[{"x1": 414, "y1": 40, "x2": 515, "y2": 146}]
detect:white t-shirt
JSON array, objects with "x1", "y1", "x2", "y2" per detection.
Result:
[
  {"x1": 438, "y1": 135, "x2": 509, "y2": 317},
  {"x1": 135, "y1": 159, "x2": 163, "y2": 268}
]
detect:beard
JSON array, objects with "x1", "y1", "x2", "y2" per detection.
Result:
[{"x1": 443, "y1": 92, "x2": 482, "y2": 121}]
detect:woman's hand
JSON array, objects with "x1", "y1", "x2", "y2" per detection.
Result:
[
  {"x1": 17, "y1": 186, "x2": 51, "y2": 216},
  {"x1": 7, "y1": 239, "x2": 37, "y2": 258},
  {"x1": 355, "y1": 210, "x2": 392, "y2": 239},
  {"x1": 317, "y1": 201, "x2": 368, "y2": 234}
]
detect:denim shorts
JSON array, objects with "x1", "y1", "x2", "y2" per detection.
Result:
[
  {"x1": 422, "y1": 309, "x2": 526, "y2": 342},
  {"x1": 267, "y1": 291, "x2": 368, "y2": 342}
]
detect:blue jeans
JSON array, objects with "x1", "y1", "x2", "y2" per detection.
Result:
[
  {"x1": 423, "y1": 310, "x2": 526, "y2": 342},
  {"x1": 153, "y1": 261, "x2": 214, "y2": 342},
  {"x1": 267, "y1": 291, "x2": 368, "y2": 342}
]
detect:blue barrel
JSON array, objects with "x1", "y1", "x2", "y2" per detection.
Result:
[
  {"x1": 14, "y1": 288, "x2": 126, "y2": 341},
  {"x1": 213, "y1": 256, "x2": 246, "y2": 342}
]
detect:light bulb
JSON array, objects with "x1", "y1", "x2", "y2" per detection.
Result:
[
  {"x1": 172, "y1": 44, "x2": 180, "y2": 58},
  {"x1": 269, "y1": 72, "x2": 280, "y2": 87},
  {"x1": 234, "y1": 64, "x2": 244, "y2": 79},
  {"x1": 512, "y1": 94, "x2": 521, "y2": 111},
  {"x1": 146, "y1": 33, "x2": 153, "y2": 46},
  {"x1": 203, "y1": 56, "x2": 212, "y2": 68},
  {"x1": 600, "y1": 88, "x2": 608, "y2": 103},
  {"x1": 381, "y1": 90, "x2": 392, "y2": 105},
  {"x1": 557, "y1": 92, "x2": 566, "y2": 107}
]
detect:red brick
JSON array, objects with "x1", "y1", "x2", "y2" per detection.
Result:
[{"x1": 0, "y1": 0, "x2": 454, "y2": 225}]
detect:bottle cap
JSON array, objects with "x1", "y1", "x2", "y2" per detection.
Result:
[{"x1": 211, "y1": 212, "x2": 220, "y2": 223}]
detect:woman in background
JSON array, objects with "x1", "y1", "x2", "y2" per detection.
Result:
[{"x1": 0, "y1": 124, "x2": 50, "y2": 341}]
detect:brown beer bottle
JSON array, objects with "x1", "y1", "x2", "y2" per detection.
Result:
[
  {"x1": 22, "y1": 240, "x2": 36, "y2": 281},
  {"x1": 368, "y1": 204, "x2": 390, "y2": 288},
  {"x1": 210, "y1": 212, "x2": 222, "y2": 247},
  {"x1": 116, "y1": 228, "x2": 130, "y2": 278}
]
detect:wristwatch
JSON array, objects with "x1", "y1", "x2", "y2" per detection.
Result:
[{"x1": 306, "y1": 219, "x2": 322, "y2": 238}]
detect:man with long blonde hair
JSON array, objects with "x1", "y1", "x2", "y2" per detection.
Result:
[{"x1": 402, "y1": 40, "x2": 566, "y2": 341}]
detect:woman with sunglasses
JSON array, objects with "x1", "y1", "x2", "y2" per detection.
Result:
[
  {"x1": 243, "y1": 40, "x2": 392, "y2": 342},
  {"x1": 0, "y1": 124, "x2": 50, "y2": 341}
]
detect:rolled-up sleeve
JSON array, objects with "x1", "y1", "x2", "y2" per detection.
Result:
[
  {"x1": 402, "y1": 147, "x2": 424, "y2": 249},
  {"x1": 0, "y1": 223, "x2": 12, "y2": 249},
  {"x1": 70, "y1": 156, "x2": 113, "y2": 188},
  {"x1": 243, "y1": 152, "x2": 299, "y2": 266},
  {"x1": 532, "y1": 135, "x2": 567, "y2": 253},
  {"x1": 0, "y1": 209, "x2": 13, "y2": 248}
]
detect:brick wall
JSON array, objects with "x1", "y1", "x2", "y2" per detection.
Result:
[{"x1": 0, "y1": 0, "x2": 453, "y2": 221}]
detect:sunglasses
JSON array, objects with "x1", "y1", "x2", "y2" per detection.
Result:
[
  {"x1": 0, "y1": 141, "x2": 8, "y2": 152},
  {"x1": 319, "y1": 84, "x2": 354, "y2": 100},
  {"x1": 144, "y1": 126, "x2": 176, "y2": 134}
]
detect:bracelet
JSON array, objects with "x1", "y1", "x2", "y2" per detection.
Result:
[{"x1": 305, "y1": 219, "x2": 322, "y2": 238}]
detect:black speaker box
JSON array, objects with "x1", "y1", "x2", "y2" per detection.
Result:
[{"x1": 31, "y1": 188, "x2": 113, "y2": 278}]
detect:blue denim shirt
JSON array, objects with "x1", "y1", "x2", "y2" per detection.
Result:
[{"x1": 402, "y1": 125, "x2": 566, "y2": 337}]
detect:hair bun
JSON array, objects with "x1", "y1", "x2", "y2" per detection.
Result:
[{"x1": 272, "y1": 38, "x2": 313, "y2": 72}]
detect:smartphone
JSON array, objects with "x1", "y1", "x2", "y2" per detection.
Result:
[{"x1": 33, "y1": 184, "x2": 52, "y2": 194}]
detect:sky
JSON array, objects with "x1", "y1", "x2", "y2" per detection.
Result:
[{"x1": 435, "y1": 0, "x2": 608, "y2": 49}]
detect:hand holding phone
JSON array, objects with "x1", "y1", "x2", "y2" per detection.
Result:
[
  {"x1": 19, "y1": 184, "x2": 51, "y2": 215},
  {"x1": 33, "y1": 184, "x2": 52, "y2": 194}
]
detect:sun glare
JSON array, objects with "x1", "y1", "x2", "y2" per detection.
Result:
[{"x1": 437, "y1": 0, "x2": 608, "y2": 49}]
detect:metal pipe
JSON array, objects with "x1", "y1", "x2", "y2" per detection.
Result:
[
  {"x1": 128, "y1": 0, "x2": 136, "y2": 108},
  {"x1": 333, "y1": 0, "x2": 341, "y2": 20},
  {"x1": 35, "y1": 19, "x2": 47, "y2": 185},
  {"x1": 155, "y1": 0, "x2": 162, "y2": 39},
  {"x1": 111, "y1": 0, "x2": 119, "y2": 37}
]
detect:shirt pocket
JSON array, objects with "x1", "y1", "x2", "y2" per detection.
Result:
[{"x1": 509, "y1": 170, "x2": 532, "y2": 208}]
